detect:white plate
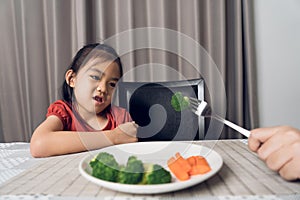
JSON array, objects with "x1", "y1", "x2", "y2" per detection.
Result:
[{"x1": 79, "y1": 141, "x2": 223, "y2": 194}]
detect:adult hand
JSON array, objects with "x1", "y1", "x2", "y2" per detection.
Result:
[{"x1": 248, "y1": 126, "x2": 300, "y2": 181}]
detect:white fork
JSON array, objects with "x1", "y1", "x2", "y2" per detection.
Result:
[{"x1": 189, "y1": 97, "x2": 251, "y2": 138}]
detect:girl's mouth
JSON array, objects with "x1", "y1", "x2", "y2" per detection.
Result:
[{"x1": 93, "y1": 96, "x2": 104, "y2": 103}]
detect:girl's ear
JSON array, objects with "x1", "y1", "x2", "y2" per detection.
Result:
[{"x1": 65, "y1": 69, "x2": 76, "y2": 87}]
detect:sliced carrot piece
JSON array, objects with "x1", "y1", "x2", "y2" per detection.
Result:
[
  {"x1": 187, "y1": 156, "x2": 196, "y2": 166},
  {"x1": 195, "y1": 156, "x2": 209, "y2": 165},
  {"x1": 168, "y1": 153, "x2": 211, "y2": 181},
  {"x1": 168, "y1": 157, "x2": 190, "y2": 181},
  {"x1": 194, "y1": 156, "x2": 211, "y2": 174},
  {"x1": 188, "y1": 165, "x2": 203, "y2": 175},
  {"x1": 175, "y1": 152, "x2": 192, "y2": 172}
]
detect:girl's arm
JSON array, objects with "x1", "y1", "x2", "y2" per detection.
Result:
[{"x1": 30, "y1": 115, "x2": 138, "y2": 158}]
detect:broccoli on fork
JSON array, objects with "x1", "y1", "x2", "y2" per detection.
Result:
[{"x1": 171, "y1": 92, "x2": 190, "y2": 111}]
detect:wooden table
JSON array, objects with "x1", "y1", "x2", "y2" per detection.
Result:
[{"x1": 0, "y1": 140, "x2": 299, "y2": 200}]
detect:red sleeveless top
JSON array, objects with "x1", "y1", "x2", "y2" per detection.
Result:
[{"x1": 46, "y1": 100, "x2": 132, "y2": 131}]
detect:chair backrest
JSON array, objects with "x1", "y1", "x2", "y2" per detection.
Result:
[{"x1": 116, "y1": 78, "x2": 206, "y2": 141}]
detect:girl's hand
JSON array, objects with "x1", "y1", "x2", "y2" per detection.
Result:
[
  {"x1": 248, "y1": 126, "x2": 300, "y2": 181},
  {"x1": 106, "y1": 122, "x2": 138, "y2": 145}
]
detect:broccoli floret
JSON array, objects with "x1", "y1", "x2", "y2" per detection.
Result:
[
  {"x1": 171, "y1": 92, "x2": 190, "y2": 111},
  {"x1": 90, "y1": 153, "x2": 171, "y2": 185},
  {"x1": 89, "y1": 152, "x2": 119, "y2": 182},
  {"x1": 141, "y1": 163, "x2": 172, "y2": 184},
  {"x1": 117, "y1": 156, "x2": 144, "y2": 184}
]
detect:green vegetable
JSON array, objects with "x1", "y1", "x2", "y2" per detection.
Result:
[
  {"x1": 90, "y1": 152, "x2": 172, "y2": 185},
  {"x1": 89, "y1": 152, "x2": 119, "y2": 182},
  {"x1": 117, "y1": 156, "x2": 144, "y2": 184},
  {"x1": 171, "y1": 92, "x2": 190, "y2": 111},
  {"x1": 141, "y1": 163, "x2": 172, "y2": 184}
]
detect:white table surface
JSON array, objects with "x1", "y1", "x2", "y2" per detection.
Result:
[{"x1": 0, "y1": 140, "x2": 299, "y2": 200}]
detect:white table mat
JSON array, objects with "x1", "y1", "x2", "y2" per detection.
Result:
[
  {"x1": 0, "y1": 143, "x2": 41, "y2": 185},
  {"x1": 0, "y1": 141, "x2": 299, "y2": 200}
]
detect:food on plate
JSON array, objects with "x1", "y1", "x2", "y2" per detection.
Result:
[
  {"x1": 168, "y1": 152, "x2": 211, "y2": 181},
  {"x1": 187, "y1": 155, "x2": 211, "y2": 175},
  {"x1": 89, "y1": 152, "x2": 171, "y2": 185},
  {"x1": 168, "y1": 157, "x2": 190, "y2": 181},
  {"x1": 118, "y1": 156, "x2": 144, "y2": 184},
  {"x1": 89, "y1": 152, "x2": 119, "y2": 182},
  {"x1": 141, "y1": 163, "x2": 172, "y2": 184},
  {"x1": 171, "y1": 92, "x2": 190, "y2": 111}
]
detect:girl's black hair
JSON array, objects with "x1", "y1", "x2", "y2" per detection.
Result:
[{"x1": 62, "y1": 43, "x2": 123, "y2": 102}]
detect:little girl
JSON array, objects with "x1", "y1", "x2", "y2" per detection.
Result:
[{"x1": 30, "y1": 43, "x2": 138, "y2": 157}]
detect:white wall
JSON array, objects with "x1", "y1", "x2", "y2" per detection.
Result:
[{"x1": 254, "y1": 0, "x2": 300, "y2": 129}]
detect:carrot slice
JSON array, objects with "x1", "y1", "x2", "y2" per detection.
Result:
[
  {"x1": 168, "y1": 154, "x2": 211, "y2": 181},
  {"x1": 194, "y1": 156, "x2": 211, "y2": 174},
  {"x1": 175, "y1": 152, "x2": 192, "y2": 172},
  {"x1": 187, "y1": 156, "x2": 196, "y2": 166},
  {"x1": 195, "y1": 156, "x2": 209, "y2": 165},
  {"x1": 168, "y1": 157, "x2": 190, "y2": 181},
  {"x1": 188, "y1": 165, "x2": 203, "y2": 175}
]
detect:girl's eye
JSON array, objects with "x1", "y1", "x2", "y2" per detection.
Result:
[
  {"x1": 90, "y1": 75, "x2": 100, "y2": 80},
  {"x1": 109, "y1": 82, "x2": 117, "y2": 88}
]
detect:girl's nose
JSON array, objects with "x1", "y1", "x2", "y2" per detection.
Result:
[{"x1": 96, "y1": 81, "x2": 107, "y2": 94}]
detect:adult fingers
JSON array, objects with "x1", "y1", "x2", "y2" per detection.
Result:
[
  {"x1": 264, "y1": 143, "x2": 293, "y2": 172},
  {"x1": 257, "y1": 126, "x2": 300, "y2": 160},
  {"x1": 278, "y1": 157, "x2": 300, "y2": 181},
  {"x1": 248, "y1": 126, "x2": 280, "y2": 152},
  {"x1": 262, "y1": 140, "x2": 300, "y2": 181},
  {"x1": 256, "y1": 131, "x2": 296, "y2": 160}
]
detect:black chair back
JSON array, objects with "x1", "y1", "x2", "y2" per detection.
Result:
[{"x1": 117, "y1": 79, "x2": 206, "y2": 141}]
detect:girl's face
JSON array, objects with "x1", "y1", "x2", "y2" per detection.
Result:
[{"x1": 67, "y1": 58, "x2": 121, "y2": 117}]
